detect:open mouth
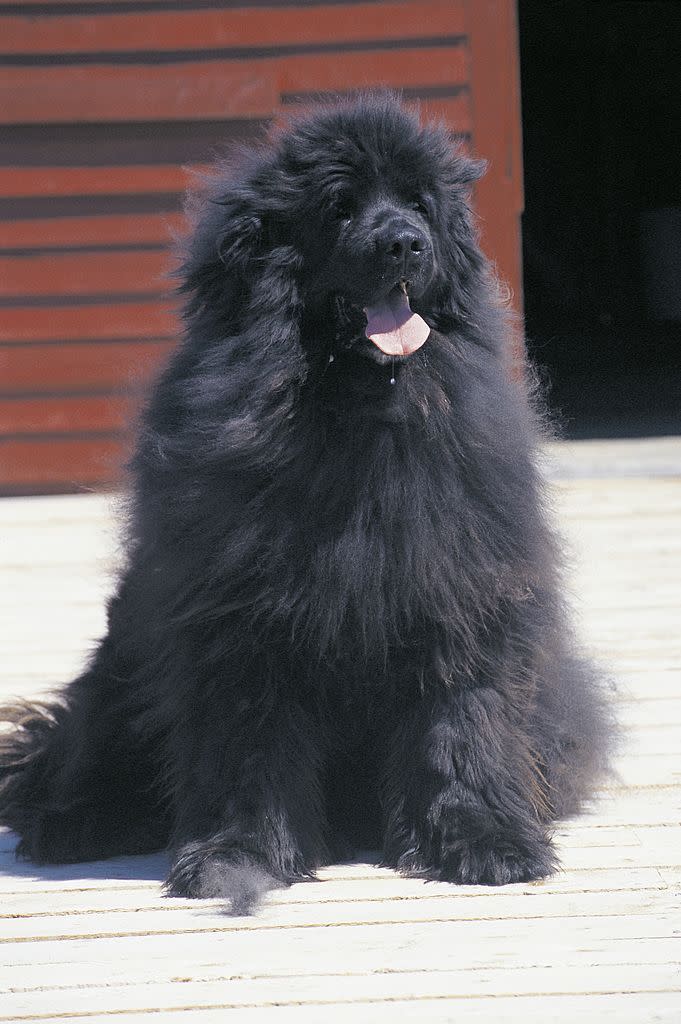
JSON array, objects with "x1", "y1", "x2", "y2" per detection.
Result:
[{"x1": 363, "y1": 279, "x2": 430, "y2": 356}]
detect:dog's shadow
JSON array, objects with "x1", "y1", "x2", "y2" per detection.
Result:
[
  {"x1": 0, "y1": 829, "x2": 383, "y2": 901},
  {"x1": 0, "y1": 828, "x2": 169, "y2": 885}
]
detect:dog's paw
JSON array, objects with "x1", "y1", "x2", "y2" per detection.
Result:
[
  {"x1": 165, "y1": 844, "x2": 286, "y2": 914},
  {"x1": 434, "y1": 830, "x2": 558, "y2": 885},
  {"x1": 389, "y1": 810, "x2": 558, "y2": 886}
]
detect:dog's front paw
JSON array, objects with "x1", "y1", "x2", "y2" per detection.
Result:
[
  {"x1": 390, "y1": 809, "x2": 558, "y2": 886},
  {"x1": 165, "y1": 843, "x2": 285, "y2": 914},
  {"x1": 435, "y1": 829, "x2": 558, "y2": 885}
]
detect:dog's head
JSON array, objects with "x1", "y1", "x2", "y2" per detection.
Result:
[{"x1": 180, "y1": 93, "x2": 486, "y2": 372}]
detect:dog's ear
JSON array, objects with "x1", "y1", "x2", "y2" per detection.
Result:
[
  {"x1": 178, "y1": 185, "x2": 307, "y2": 393},
  {"x1": 429, "y1": 195, "x2": 490, "y2": 334},
  {"x1": 176, "y1": 191, "x2": 271, "y2": 330},
  {"x1": 180, "y1": 195, "x2": 263, "y2": 289},
  {"x1": 210, "y1": 194, "x2": 304, "y2": 338}
]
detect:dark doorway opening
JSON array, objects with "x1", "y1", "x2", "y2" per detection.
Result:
[{"x1": 518, "y1": 0, "x2": 681, "y2": 437}]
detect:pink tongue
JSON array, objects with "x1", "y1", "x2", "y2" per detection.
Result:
[{"x1": 363, "y1": 287, "x2": 430, "y2": 356}]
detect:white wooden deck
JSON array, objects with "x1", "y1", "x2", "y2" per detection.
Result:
[{"x1": 0, "y1": 437, "x2": 680, "y2": 1023}]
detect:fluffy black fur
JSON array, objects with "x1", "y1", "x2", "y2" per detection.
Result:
[{"x1": 0, "y1": 95, "x2": 612, "y2": 913}]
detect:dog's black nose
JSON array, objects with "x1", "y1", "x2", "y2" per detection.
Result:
[{"x1": 385, "y1": 225, "x2": 428, "y2": 261}]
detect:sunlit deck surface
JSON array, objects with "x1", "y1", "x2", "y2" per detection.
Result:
[{"x1": 1, "y1": 437, "x2": 680, "y2": 1023}]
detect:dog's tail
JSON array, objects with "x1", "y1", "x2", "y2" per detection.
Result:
[
  {"x1": 0, "y1": 699, "x2": 69, "y2": 849},
  {"x1": 1, "y1": 689, "x2": 171, "y2": 864}
]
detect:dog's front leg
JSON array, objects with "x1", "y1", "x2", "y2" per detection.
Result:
[
  {"x1": 165, "y1": 698, "x2": 328, "y2": 912},
  {"x1": 380, "y1": 685, "x2": 557, "y2": 885}
]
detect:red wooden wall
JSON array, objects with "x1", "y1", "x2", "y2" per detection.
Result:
[{"x1": 0, "y1": 0, "x2": 523, "y2": 494}]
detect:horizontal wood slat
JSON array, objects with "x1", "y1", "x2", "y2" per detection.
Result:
[
  {"x1": 0, "y1": 396, "x2": 132, "y2": 435},
  {"x1": 282, "y1": 46, "x2": 467, "y2": 96},
  {"x1": 0, "y1": 166, "x2": 201, "y2": 199},
  {"x1": 0, "y1": 214, "x2": 184, "y2": 249},
  {"x1": 0, "y1": 251, "x2": 171, "y2": 297},
  {"x1": 0, "y1": 48, "x2": 466, "y2": 125},
  {"x1": 0, "y1": 63, "x2": 278, "y2": 125},
  {"x1": 0, "y1": 341, "x2": 173, "y2": 393},
  {"x1": 12, "y1": 0, "x2": 180, "y2": 5},
  {"x1": 2, "y1": 3, "x2": 464, "y2": 55},
  {"x1": 0, "y1": 303, "x2": 177, "y2": 343},
  {"x1": 0, "y1": 438, "x2": 126, "y2": 488},
  {"x1": 411, "y1": 95, "x2": 470, "y2": 131}
]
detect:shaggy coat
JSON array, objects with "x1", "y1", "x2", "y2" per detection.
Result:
[{"x1": 0, "y1": 95, "x2": 612, "y2": 913}]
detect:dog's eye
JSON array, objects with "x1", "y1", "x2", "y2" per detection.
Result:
[{"x1": 410, "y1": 198, "x2": 429, "y2": 218}]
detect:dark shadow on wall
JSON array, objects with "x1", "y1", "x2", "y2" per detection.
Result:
[{"x1": 518, "y1": 0, "x2": 681, "y2": 438}]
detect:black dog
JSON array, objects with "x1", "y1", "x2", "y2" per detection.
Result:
[{"x1": 0, "y1": 95, "x2": 612, "y2": 913}]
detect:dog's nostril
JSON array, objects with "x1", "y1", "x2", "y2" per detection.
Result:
[{"x1": 387, "y1": 229, "x2": 425, "y2": 259}]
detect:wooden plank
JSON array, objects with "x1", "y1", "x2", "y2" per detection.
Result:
[
  {"x1": 1, "y1": 3, "x2": 465, "y2": 55},
  {"x1": 9, "y1": 994, "x2": 673, "y2": 1024},
  {"x1": 1, "y1": 933, "x2": 679, "y2": 989},
  {"x1": 0, "y1": 214, "x2": 184, "y2": 249},
  {"x1": 0, "y1": 340, "x2": 172, "y2": 393},
  {"x1": 0, "y1": 48, "x2": 466, "y2": 125},
  {"x1": 546, "y1": 437, "x2": 681, "y2": 480},
  {"x1": 0, "y1": 396, "x2": 133, "y2": 435},
  {"x1": 0, "y1": 491, "x2": 113, "y2": 524},
  {"x1": 0, "y1": 63, "x2": 278, "y2": 125},
  {"x1": 610, "y1": 754, "x2": 681, "y2": 790},
  {"x1": 0, "y1": 166, "x2": 199, "y2": 199},
  {"x1": 9, "y1": 0, "x2": 181, "y2": 4},
  {"x1": 0, "y1": 902, "x2": 678, "y2": 963},
  {"x1": 0, "y1": 437, "x2": 126, "y2": 487},
  {"x1": 417, "y1": 94, "x2": 471, "y2": 133},
  {"x1": 0, "y1": 889, "x2": 673, "y2": 942},
  {"x1": 0, "y1": 251, "x2": 170, "y2": 297},
  {"x1": 0, "y1": 302, "x2": 177, "y2": 342},
  {"x1": 1, "y1": 965, "x2": 679, "y2": 1020},
  {"x1": 279, "y1": 45, "x2": 467, "y2": 94},
  {"x1": 629, "y1": 722, "x2": 681, "y2": 757}
]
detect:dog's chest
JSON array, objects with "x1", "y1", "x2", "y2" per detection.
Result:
[{"x1": 270, "y1": 431, "x2": 466, "y2": 634}]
